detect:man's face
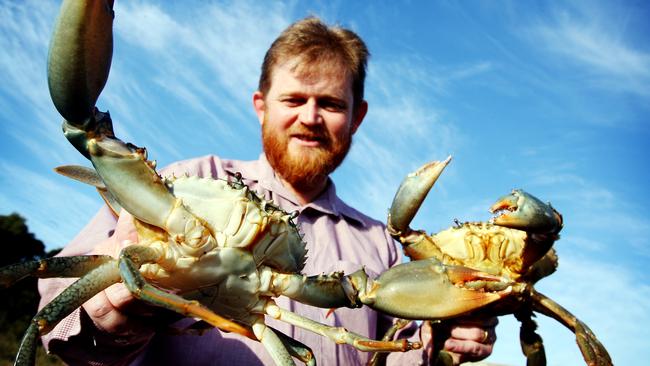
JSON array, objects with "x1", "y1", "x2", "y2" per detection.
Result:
[{"x1": 254, "y1": 59, "x2": 367, "y2": 192}]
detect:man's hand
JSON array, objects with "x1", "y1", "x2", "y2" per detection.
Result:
[
  {"x1": 82, "y1": 212, "x2": 178, "y2": 344},
  {"x1": 422, "y1": 316, "x2": 498, "y2": 365}
]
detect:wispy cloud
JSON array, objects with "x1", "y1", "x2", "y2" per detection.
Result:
[
  {"x1": 338, "y1": 56, "x2": 473, "y2": 219},
  {"x1": 518, "y1": 165, "x2": 650, "y2": 260},
  {"x1": 94, "y1": 1, "x2": 295, "y2": 163},
  {"x1": 528, "y1": 3, "x2": 650, "y2": 97},
  {"x1": 0, "y1": 1, "x2": 76, "y2": 163}
]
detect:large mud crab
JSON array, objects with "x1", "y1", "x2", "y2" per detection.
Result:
[
  {"x1": 344, "y1": 158, "x2": 612, "y2": 366},
  {"x1": 2, "y1": 1, "x2": 427, "y2": 365}
]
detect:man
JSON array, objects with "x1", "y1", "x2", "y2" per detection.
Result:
[{"x1": 39, "y1": 17, "x2": 497, "y2": 365}]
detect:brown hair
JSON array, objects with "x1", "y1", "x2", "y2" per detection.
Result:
[{"x1": 258, "y1": 17, "x2": 369, "y2": 111}]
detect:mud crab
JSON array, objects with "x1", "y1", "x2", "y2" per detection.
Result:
[
  {"x1": 2, "y1": 1, "x2": 428, "y2": 365},
  {"x1": 344, "y1": 158, "x2": 612, "y2": 366}
]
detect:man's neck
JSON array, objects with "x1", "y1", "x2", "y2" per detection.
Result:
[{"x1": 279, "y1": 176, "x2": 328, "y2": 206}]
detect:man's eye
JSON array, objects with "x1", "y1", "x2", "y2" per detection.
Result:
[
  {"x1": 320, "y1": 100, "x2": 345, "y2": 111},
  {"x1": 283, "y1": 98, "x2": 305, "y2": 106}
]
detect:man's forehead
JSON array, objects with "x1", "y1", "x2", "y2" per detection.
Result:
[{"x1": 277, "y1": 57, "x2": 351, "y2": 85}]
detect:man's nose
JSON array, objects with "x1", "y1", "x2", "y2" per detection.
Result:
[{"x1": 299, "y1": 99, "x2": 321, "y2": 125}]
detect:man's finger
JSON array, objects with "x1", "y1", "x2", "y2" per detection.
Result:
[
  {"x1": 449, "y1": 323, "x2": 497, "y2": 344},
  {"x1": 444, "y1": 338, "x2": 494, "y2": 364}
]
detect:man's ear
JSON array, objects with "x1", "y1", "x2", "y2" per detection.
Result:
[
  {"x1": 253, "y1": 91, "x2": 265, "y2": 125},
  {"x1": 351, "y1": 100, "x2": 368, "y2": 135}
]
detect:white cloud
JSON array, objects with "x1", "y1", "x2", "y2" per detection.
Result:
[
  {"x1": 113, "y1": 1, "x2": 290, "y2": 108},
  {"x1": 529, "y1": 4, "x2": 650, "y2": 97}
]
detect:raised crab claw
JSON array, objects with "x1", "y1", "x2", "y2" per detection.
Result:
[{"x1": 345, "y1": 157, "x2": 611, "y2": 366}]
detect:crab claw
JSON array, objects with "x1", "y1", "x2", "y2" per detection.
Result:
[
  {"x1": 48, "y1": 0, "x2": 114, "y2": 125},
  {"x1": 387, "y1": 157, "x2": 451, "y2": 236},
  {"x1": 345, "y1": 258, "x2": 511, "y2": 320},
  {"x1": 490, "y1": 189, "x2": 563, "y2": 236}
]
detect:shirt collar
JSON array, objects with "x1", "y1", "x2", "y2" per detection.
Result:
[{"x1": 224, "y1": 153, "x2": 366, "y2": 227}]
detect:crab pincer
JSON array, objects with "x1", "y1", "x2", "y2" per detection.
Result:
[
  {"x1": 387, "y1": 156, "x2": 451, "y2": 236},
  {"x1": 490, "y1": 189, "x2": 563, "y2": 236},
  {"x1": 48, "y1": 0, "x2": 114, "y2": 125},
  {"x1": 345, "y1": 259, "x2": 512, "y2": 321}
]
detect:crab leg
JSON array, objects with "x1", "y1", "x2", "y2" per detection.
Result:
[
  {"x1": 252, "y1": 320, "x2": 297, "y2": 366},
  {"x1": 117, "y1": 244, "x2": 254, "y2": 338},
  {"x1": 514, "y1": 310, "x2": 547, "y2": 366},
  {"x1": 531, "y1": 290, "x2": 612, "y2": 366},
  {"x1": 0, "y1": 255, "x2": 113, "y2": 287},
  {"x1": 345, "y1": 259, "x2": 512, "y2": 320},
  {"x1": 271, "y1": 328, "x2": 316, "y2": 366},
  {"x1": 368, "y1": 318, "x2": 411, "y2": 366},
  {"x1": 8, "y1": 257, "x2": 121, "y2": 366},
  {"x1": 264, "y1": 302, "x2": 420, "y2": 353}
]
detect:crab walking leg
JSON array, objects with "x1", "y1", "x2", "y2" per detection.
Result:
[
  {"x1": 116, "y1": 245, "x2": 254, "y2": 339},
  {"x1": 0, "y1": 255, "x2": 113, "y2": 287},
  {"x1": 271, "y1": 328, "x2": 316, "y2": 366},
  {"x1": 265, "y1": 302, "x2": 420, "y2": 353},
  {"x1": 14, "y1": 258, "x2": 122, "y2": 366},
  {"x1": 252, "y1": 320, "x2": 296, "y2": 366},
  {"x1": 514, "y1": 310, "x2": 547, "y2": 366},
  {"x1": 368, "y1": 319, "x2": 411, "y2": 366},
  {"x1": 531, "y1": 290, "x2": 612, "y2": 366}
]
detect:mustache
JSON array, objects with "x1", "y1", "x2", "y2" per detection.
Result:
[{"x1": 288, "y1": 125, "x2": 332, "y2": 146}]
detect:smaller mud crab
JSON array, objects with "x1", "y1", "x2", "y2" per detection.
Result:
[{"x1": 343, "y1": 158, "x2": 612, "y2": 366}]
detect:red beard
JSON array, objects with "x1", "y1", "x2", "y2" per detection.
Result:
[{"x1": 262, "y1": 119, "x2": 352, "y2": 193}]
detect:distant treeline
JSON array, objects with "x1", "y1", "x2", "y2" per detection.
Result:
[{"x1": 0, "y1": 213, "x2": 64, "y2": 365}]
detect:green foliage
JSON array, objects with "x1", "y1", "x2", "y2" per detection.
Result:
[
  {"x1": 0, "y1": 213, "x2": 64, "y2": 365},
  {"x1": 0, "y1": 213, "x2": 45, "y2": 267}
]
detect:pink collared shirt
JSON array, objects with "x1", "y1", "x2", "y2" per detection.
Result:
[{"x1": 39, "y1": 154, "x2": 427, "y2": 365}]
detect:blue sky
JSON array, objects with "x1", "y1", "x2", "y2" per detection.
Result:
[{"x1": 1, "y1": 1, "x2": 648, "y2": 365}]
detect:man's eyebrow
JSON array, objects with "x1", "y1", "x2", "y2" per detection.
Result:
[{"x1": 278, "y1": 91, "x2": 347, "y2": 101}]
